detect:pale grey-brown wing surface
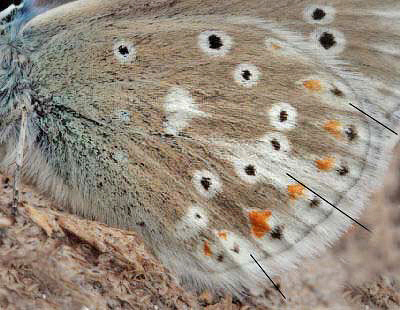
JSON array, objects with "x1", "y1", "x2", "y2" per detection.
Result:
[{"x1": 0, "y1": 0, "x2": 398, "y2": 294}]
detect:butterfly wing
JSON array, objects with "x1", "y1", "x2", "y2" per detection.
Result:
[{"x1": 1, "y1": 0, "x2": 399, "y2": 295}]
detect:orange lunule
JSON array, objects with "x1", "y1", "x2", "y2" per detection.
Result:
[
  {"x1": 315, "y1": 157, "x2": 335, "y2": 171},
  {"x1": 203, "y1": 241, "x2": 212, "y2": 256},
  {"x1": 217, "y1": 230, "x2": 228, "y2": 240},
  {"x1": 248, "y1": 210, "x2": 272, "y2": 238},
  {"x1": 303, "y1": 79, "x2": 322, "y2": 91},
  {"x1": 324, "y1": 120, "x2": 342, "y2": 138},
  {"x1": 288, "y1": 184, "x2": 305, "y2": 200}
]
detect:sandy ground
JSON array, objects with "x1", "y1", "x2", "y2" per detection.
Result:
[{"x1": 0, "y1": 144, "x2": 399, "y2": 309}]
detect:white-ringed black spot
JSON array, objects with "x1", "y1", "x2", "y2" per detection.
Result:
[
  {"x1": 271, "y1": 138, "x2": 281, "y2": 151},
  {"x1": 261, "y1": 133, "x2": 291, "y2": 154},
  {"x1": 113, "y1": 40, "x2": 136, "y2": 63},
  {"x1": 231, "y1": 244, "x2": 240, "y2": 254},
  {"x1": 304, "y1": 5, "x2": 336, "y2": 25},
  {"x1": 208, "y1": 34, "x2": 223, "y2": 49},
  {"x1": 269, "y1": 102, "x2": 297, "y2": 131},
  {"x1": 330, "y1": 87, "x2": 345, "y2": 97},
  {"x1": 200, "y1": 177, "x2": 211, "y2": 190},
  {"x1": 217, "y1": 254, "x2": 224, "y2": 262},
  {"x1": 309, "y1": 198, "x2": 321, "y2": 208},
  {"x1": 313, "y1": 8, "x2": 326, "y2": 20},
  {"x1": 198, "y1": 30, "x2": 233, "y2": 57},
  {"x1": 345, "y1": 125, "x2": 358, "y2": 141},
  {"x1": 319, "y1": 32, "x2": 336, "y2": 49},
  {"x1": 245, "y1": 165, "x2": 256, "y2": 176},
  {"x1": 176, "y1": 205, "x2": 208, "y2": 238},
  {"x1": 311, "y1": 28, "x2": 345, "y2": 54},
  {"x1": 337, "y1": 165, "x2": 349, "y2": 176},
  {"x1": 270, "y1": 225, "x2": 283, "y2": 239},
  {"x1": 242, "y1": 70, "x2": 251, "y2": 81},
  {"x1": 118, "y1": 45, "x2": 129, "y2": 55},
  {"x1": 280, "y1": 110, "x2": 288, "y2": 122},
  {"x1": 193, "y1": 170, "x2": 222, "y2": 199},
  {"x1": 234, "y1": 64, "x2": 261, "y2": 87}
]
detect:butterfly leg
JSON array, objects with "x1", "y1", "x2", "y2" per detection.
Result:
[{"x1": 11, "y1": 105, "x2": 27, "y2": 216}]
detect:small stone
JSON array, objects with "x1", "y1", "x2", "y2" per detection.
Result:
[{"x1": 0, "y1": 215, "x2": 14, "y2": 228}]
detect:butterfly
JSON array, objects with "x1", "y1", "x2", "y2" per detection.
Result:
[{"x1": 0, "y1": 0, "x2": 399, "y2": 298}]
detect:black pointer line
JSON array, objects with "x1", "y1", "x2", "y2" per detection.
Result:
[
  {"x1": 349, "y1": 103, "x2": 398, "y2": 135},
  {"x1": 286, "y1": 173, "x2": 371, "y2": 232},
  {"x1": 250, "y1": 254, "x2": 287, "y2": 300}
]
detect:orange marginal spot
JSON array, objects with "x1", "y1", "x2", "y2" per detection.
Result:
[
  {"x1": 303, "y1": 79, "x2": 322, "y2": 92},
  {"x1": 316, "y1": 157, "x2": 336, "y2": 171},
  {"x1": 248, "y1": 210, "x2": 272, "y2": 238},
  {"x1": 203, "y1": 241, "x2": 212, "y2": 257},
  {"x1": 324, "y1": 120, "x2": 342, "y2": 138},
  {"x1": 288, "y1": 184, "x2": 305, "y2": 200},
  {"x1": 271, "y1": 43, "x2": 282, "y2": 49},
  {"x1": 217, "y1": 230, "x2": 228, "y2": 241}
]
